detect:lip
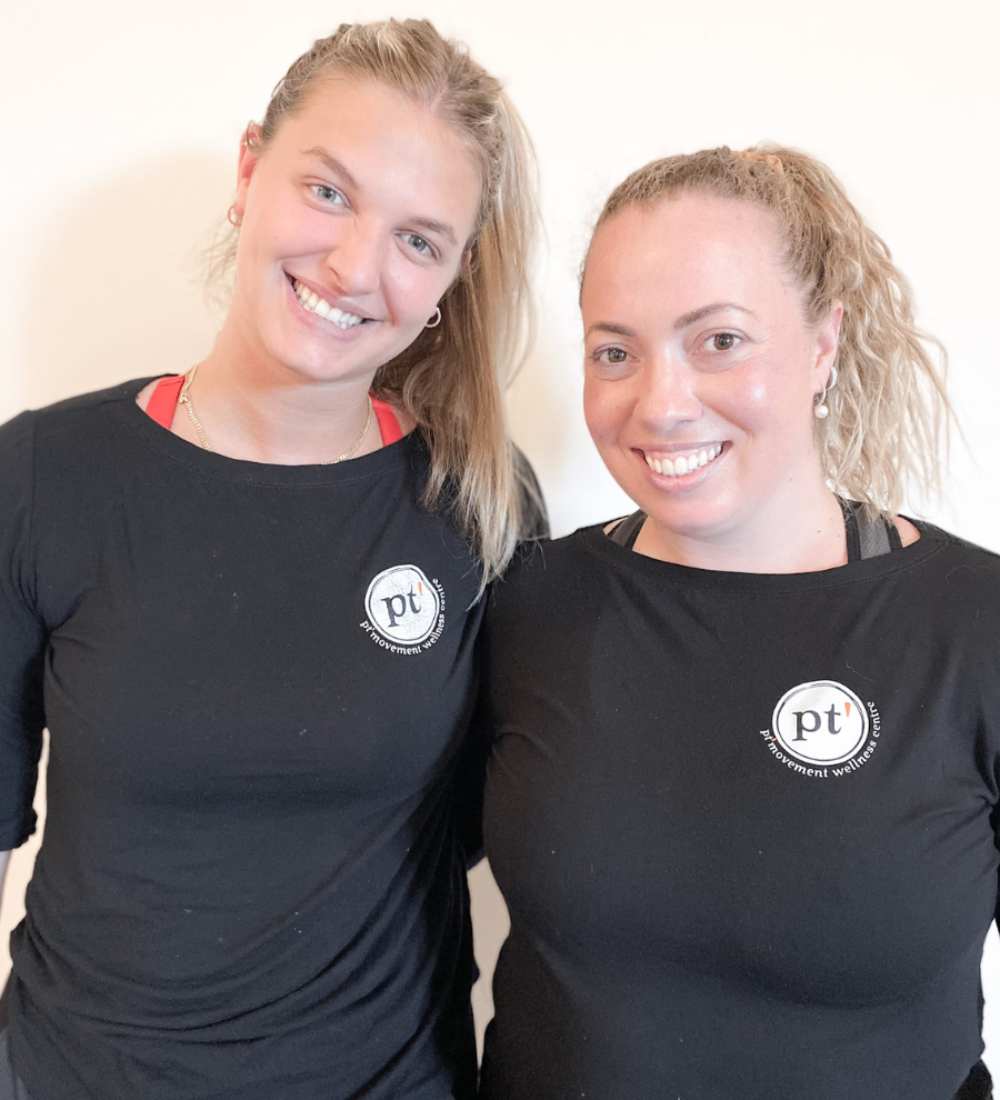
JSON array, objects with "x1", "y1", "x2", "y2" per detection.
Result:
[
  {"x1": 285, "y1": 272, "x2": 381, "y2": 323},
  {"x1": 637, "y1": 441, "x2": 726, "y2": 456},
  {"x1": 284, "y1": 274, "x2": 381, "y2": 338},
  {"x1": 633, "y1": 441, "x2": 729, "y2": 489}
]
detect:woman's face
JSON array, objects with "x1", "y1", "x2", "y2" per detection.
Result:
[
  {"x1": 581, "y1": 193, "x2": 840, "y2": 545},
  {"x1": 230, "y1": 75, "x2": 482, "y2": 383}
]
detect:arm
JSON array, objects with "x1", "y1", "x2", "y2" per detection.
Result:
[
  {"x1": 0, "y1": 412, "x2": 48, "y2": 856},
  {"x1": 0, "y1": 851, "x2": 9, "y2": 899}
]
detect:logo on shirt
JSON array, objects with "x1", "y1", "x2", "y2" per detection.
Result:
[
  {"x1": 360, "y1": 564, "x2": 445, "y2": 654},
  {"x1": 760, "y1": 680, "x2": 881, "y2": 779}
]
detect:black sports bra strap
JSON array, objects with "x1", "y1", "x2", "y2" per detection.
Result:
[
  {"x1": 608, "y1": 511, "x2": 646, "y2": 549},
  {"x1": 840, "y1": 498, "x2": 900, "y2": 561},
  {"x1": 608, "y1": 502, "x2": 901, "y2": 560},
  {"x1": 885, "y1": 517, "x2": 903, "y2": 551}
]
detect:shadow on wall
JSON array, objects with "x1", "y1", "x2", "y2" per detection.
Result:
[
  {"x1": 506, "y1": 326, "x2": 572, "y2": 527},
  {"x1": 507, "y1": 323, "x2": 628, "y2": 539},
  {"x1": 21, "y1": 152, "x2": 233, "y2": 408}
]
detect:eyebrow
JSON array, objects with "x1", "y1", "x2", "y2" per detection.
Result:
[
  {"x1": 673, "y1": 302, "x2": 756, "y2": 329},
  {"x1": 408, "y1": 216, "x2": 458, "y2": 247},
  {"x1": 302, "y1": 147, "x2": 359, "y2": 190},
  {"x1": 585, "y1": 321, "x2": 637, "y2": 340},
  {"x1": 585, "y1": 303, "x2": 755, "y2": 341},
  {"x1": 301, "y1": 145, "x2": 458, "y2": 247}
]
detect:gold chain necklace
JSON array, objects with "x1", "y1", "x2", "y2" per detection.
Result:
[{"x1": 178, "y1": 365, "x2": 374, "y2": 463}]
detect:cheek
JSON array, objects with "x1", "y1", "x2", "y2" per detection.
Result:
[
  {"x1": 719, "y1": 360, "x2": 804, "y2": 431},
  {"x1": 384, "y1": 257, "x2": 454, "y2": 321},
  {"x1": 724, "y1": 359, "x2": 819, "y2": 466},
  {"x1": 732, "y1": 376, "x2": 772, "y2": 427}
]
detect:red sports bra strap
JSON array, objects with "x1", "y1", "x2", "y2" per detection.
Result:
[
  {"x1": 371, "y1": 398, "x2": 404, "y2": 445},
  {"x1": 145, "y1": 374, "x2": 185, "y2": 429},
  {"x1": 145, "y1": 377, "x2": 404, "y2": 447}
]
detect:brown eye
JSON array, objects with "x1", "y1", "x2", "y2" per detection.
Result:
[
  {"x1": 604, "y1": 347, "x2": 627, "y2": 363},
  {"x1": 712, "y1": 332, "x2": 738, "y2": 351}
]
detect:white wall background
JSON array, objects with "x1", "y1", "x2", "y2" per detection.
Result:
[{"x1": 3, "y1": 0, "x2": 999, "y2": 1068}]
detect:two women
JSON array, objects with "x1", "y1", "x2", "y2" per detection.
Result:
[
  {"x1": 479, "y1": 147, "x2": 997, "y2": 1098},
  {"x1": 1, "y1": 18, "x2": 992, "y2": 1100},
  {"x1": 0, "y1": 20, "x2": 537, "y2": 1100}
]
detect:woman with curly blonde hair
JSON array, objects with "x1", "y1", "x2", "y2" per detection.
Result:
[
  {"x1": 478, "y1": 146, "x2": 996, "y2": 1099},
  {"x1": 0, "y1": 18, "x2": 540, "y2": 1100}
]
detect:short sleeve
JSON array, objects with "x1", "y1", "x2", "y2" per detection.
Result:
[{"x1": 0, "y1": 411, "x2": 47, "y2": 849}]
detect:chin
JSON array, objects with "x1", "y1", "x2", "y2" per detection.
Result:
[
  {"x1": 267, "y1": 335, "x2": 364, "y2": 384},
  {"x1": 633, "y1": 484, "x2": 746, "y2": 541}
]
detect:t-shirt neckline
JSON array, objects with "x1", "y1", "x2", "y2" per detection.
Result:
[
  {"x1": 581, "y1": 516, "x2": 947, "y2": 593},
  {"x1": 115, "y1": 374, "x2": 421, "y2": 488}
]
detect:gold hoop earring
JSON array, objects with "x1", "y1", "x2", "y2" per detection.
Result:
[
  {"x1": 227, "y1": 205, "x2": 243, "y2": 228},
  {"x1": 242, "y1": 122, "x2": 261, "y2": 151},
  {"x1": 425, "y1": 307, "x2": 442, "y2": 329}
]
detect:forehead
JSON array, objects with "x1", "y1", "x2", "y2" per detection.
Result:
[
  {"x1": 582, "y1": 193, "x2": 790, "y2": 315},
  {"x1": 269, "y1": 75, "x2": 483, "y2": 234}
]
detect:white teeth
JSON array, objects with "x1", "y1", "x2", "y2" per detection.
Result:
[
  {"x1": 292, "y1": 279, "x2": 365, "y2": 329},
  {"x1": 644, "y1": 443, "x2": 723, "y2": 478}
]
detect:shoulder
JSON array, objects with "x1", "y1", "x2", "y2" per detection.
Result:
[
  {"x1": 18, "y1": 377, "x2": 155, "y2": 447},
  {"x1": 910, "y1": 518, "x2": 1000, "y2": 566},
  {"x1": 487, "y1": 523, "x2": 609, "y2": 619},
  {"x1": 0, "y1": 377, "x2": 157, "y2": 514},
  {"x1": 904, "y1": 519, "x2": 1000, "y2": 609}
]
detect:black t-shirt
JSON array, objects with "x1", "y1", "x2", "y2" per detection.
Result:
[
  {"x1": 480, "y1": 521, "x2": 1000, "y2": 1100},
  {"x1": 0, "y1": 378, "x2": 484, "y2": 1100}
]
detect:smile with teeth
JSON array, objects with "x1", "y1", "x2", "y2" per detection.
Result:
[
  {"x1": 292, "y1": 278, "x2": 367, "y2": 329},
  {"x1": 643, "y1": 443, "x2": 724, "y2": 478}
]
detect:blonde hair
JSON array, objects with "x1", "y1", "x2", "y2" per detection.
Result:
[
  {"x1": 213, "y1": 19, "x2": 538, "y2": 588},
  {"x1": 586, "y1": 145, "x2": 950, "y2": 514}
]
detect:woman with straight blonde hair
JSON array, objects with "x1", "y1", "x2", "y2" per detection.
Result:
[
  {"x1": 0, "y1": 18, "x2": 540, "y2": 1100},
  {"x1": 478, "y1": 145, "x2": 997, "y2": 1099}
]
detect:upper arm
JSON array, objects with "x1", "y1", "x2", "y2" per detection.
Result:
[{"x1": 0, "y1": 412, "x2": 47, "y2": 850}]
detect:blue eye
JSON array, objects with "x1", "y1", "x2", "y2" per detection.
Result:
[
  {"x1": 402, "y1": 232, "x2": 434, "y2": 258},
  {"x1": 310, "y1": 184, "x2": 346, "y2": 206}
]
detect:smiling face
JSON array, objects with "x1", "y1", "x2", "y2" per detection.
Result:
[
  {"x1": 229, "y1": 75, "x2": 483, "y2": 384},
  {"x1": 582, "y1": 192, "x2": 841, "y2": 552}
]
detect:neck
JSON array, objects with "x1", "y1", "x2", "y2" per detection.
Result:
[
  {"x1": 635, "y1": 477, "x2": 847, "y2": 574},
  {"x1": 188, "y1": 319, "x2": 378, "y2": 465}
]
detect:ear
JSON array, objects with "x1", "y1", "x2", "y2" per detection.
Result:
[
  {"x1": 233, "y1": 122, "x2": 263, "y2": 223},
  {"x1": 812, "y1": 300, "x2": 844, "y2": 395}
]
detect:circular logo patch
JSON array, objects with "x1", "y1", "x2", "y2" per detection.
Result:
[
  {"x1": 364, "y1": 565, "x2": 441, "y2": 645},
  {"x1": 771, "y1": 680, "x2": 869, "y2": 765}
]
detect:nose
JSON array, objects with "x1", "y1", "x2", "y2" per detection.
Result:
[
  {"x1": 634, "y1": 356, "x2": 703, "y2": 431},
  {"x1": 323, "y1": 218, "x2": 382, "y2": 297}
]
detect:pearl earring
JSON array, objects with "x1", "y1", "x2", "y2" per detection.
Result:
[{"x1": 814, "y1": 365, "x2": 838, "y2": 420}]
